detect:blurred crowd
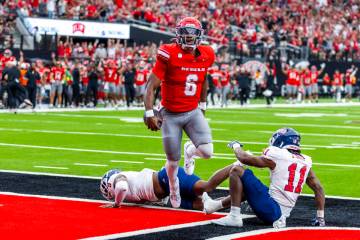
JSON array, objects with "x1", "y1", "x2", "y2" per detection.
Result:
[
  {"x1": 0, "y1": 37, "x2": 359, "y2": 110},
  {"x1": 7, "y1": 0, "x2": 360, "y2": 61}
]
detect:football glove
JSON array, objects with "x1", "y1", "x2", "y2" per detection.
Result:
[
  {"x1": 311, "y1": 216, "x2": 325, "y2": 227},
  {"x1": 227, "y1": 141, "x2": 243, "y2": 150}
]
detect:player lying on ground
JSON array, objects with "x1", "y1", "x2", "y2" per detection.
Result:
[
  {"x1": 99, "y1": 164, "x2": 232, "y2": 212},
  {"x1": 210, "y1": 128, "x2": 325, "y2": 228}
]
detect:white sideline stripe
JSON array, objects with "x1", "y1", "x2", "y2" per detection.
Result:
[
  {"x1": 110, "y1": 160, "x2": 144, "y2": 164},
  {"x1": 83, "y1": 214, "x2": 256, "y2": 240},
  {"x1": 1, "y1": 171, "x2": 360, "y2": 201},
  {"x1": 257, "y1": 130, "x2": 360, "y2": 139},
  {"x1": 74, "y1": 163, "x2": 108, "y2": 167},
  {"x1": 33, "y1": 166, "x2": 69, "y2": 170},
  {"x1": 207, "y1": 227, "x2": 360, "y2": 240}
]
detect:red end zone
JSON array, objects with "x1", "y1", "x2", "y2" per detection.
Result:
[{"x1": 0, "y1": 193, "x2": 222, "y2": 239}]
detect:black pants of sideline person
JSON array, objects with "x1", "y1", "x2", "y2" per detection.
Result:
[
  {"x1": 7, "y1": 81, "x2": 28, "y2": 109},
  {"x1": 125, "y1": 83, "x2": 135, "y2": 107},
  {"x1": 72, "y1": 84, "x2": 80, "y2": 107},
  {"x1": 85, "y1": 84, "x2": 98, "y2": 107},
  {"x1": 239, "y1": 87, "x2": 250, "y2": 105},
  {"x1": 27, "y1": 86, "x2": 37, "y2": 108}
]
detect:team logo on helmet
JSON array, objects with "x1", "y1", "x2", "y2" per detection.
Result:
[
  {"x1": 176, "y1": 17, "x2": 203, "y2": 51},
  {"x1": 269, "y1": 127, "x2": 301, "y2": 150}
]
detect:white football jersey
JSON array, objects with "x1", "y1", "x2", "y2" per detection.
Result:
[
  {"x1": 114, "y1": 168, "x2": 159, "y2": 202},
  {"x1": 262, "y1": 146, "x2": 312, "y2": 216}
]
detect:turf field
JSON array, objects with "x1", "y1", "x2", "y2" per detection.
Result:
[{"x1": 1, "y1": 104, "x2": 360, "y2": 198}]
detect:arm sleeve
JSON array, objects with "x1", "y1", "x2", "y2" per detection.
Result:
[{"x1": 114, "y1": 180, "x2": 129, "y2": 206}]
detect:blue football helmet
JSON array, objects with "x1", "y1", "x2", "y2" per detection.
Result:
[
  {"x1": 269, "y1": 127, "x2": 301, "y2": 150},
  {"x1": 100, "y1": 169, "x2": 121, "y2": 200}
]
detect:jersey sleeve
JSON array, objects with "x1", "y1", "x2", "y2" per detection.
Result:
[
  {"x1": 262, "y1": 146, "x2": 282, "y2": 163},
  {"x1": 152, "y1": 46, "x2": 170, "y2": 81}
]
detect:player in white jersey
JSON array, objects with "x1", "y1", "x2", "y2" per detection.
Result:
[
  {"x1": 212, "y1": 127, "x2": 325, "y2": 228},
  {"x1": 99, "y1": 165, "x2": 233, "y2": 211}
]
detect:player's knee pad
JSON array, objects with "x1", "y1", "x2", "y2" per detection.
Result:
[{"x1": 197, "y1": 143, "x2": 213, "y2": 159}]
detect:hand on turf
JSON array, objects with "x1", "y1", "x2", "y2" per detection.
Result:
[
  {"x1": 145, "y1": 116, "x2": 161, "y2": 131},
  {"x1": 311, "y1": 216, "x2": 325, "y2": 227},
  {"x1": 100, "y1": 203, "x2": 120, "y2": 208},
  {"x1": 227, "y1": 141, "x2": 243, "y2": 150}
]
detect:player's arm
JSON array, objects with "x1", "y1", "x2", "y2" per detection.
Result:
[
  {"x1": 306, "y1": 168, "x2": 325, "y2": 226},
  {"x1": 199, "y1": 75, "x2": 208, "y2": 114},
  {"x1": 144, "y1": 73, "x2": 161, "y2": 131},
  {"x1": 228, "y1": 141, "x2": 276, "y2": 169}
]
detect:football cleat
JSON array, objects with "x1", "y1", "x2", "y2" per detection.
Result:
[
  {"x1": 202, "y1": 192, "x2": 222, "y2": 214},
  {"x1": 169, "y1": 177, "x2": 181, "y2": 208},
  {"x1": 273, "y1": 216, "x2": 287, "y2": 229},
  {"x1": 212, "y1": 214, "x2": 243, "y2": 227},
  {"x1": 311, "y1": 216, "x2": 325, "y2": 227},
  {"x1": 184, "y1": 141, "x2": 195, "y2": 175}
]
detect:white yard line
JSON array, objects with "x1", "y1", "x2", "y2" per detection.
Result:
[
  {"x1": 0, "y1": 128, "x2": 356, "y2": 149},
  {"x1": 33, "y1": 166, "x2": 69, "y2": 170},
  {"x1": 144, "y1": 157, "x2": 166, "y2": 161},
  {"x1": 110, "y1": 160, "x2": 144, "y2": 164},
  {"x1": 210, "y1": 120, "x2": 360, "y2": 130},
  {"x1": 207, "y1": 227, "x2": 360, "y2": 240},
  {"x1": 74, "y1": 163, "x2": 108, "y2": 167},
  {"x1": 313, "y1": 162, "x2": 360, "y2": 168},
  {"x1": 1, "y1": 143, "x2": 360, "y2": 166}
]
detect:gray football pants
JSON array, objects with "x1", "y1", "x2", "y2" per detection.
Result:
[{"x1": 160, "y1": 108, "x2": 212, "y2": 162}]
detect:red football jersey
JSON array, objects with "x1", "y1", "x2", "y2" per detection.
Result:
[
  {"x1": 333, "y1": 73, "x2": 342, "y2": 86},
  {"x1": 310, "y1": 71, "x2": 319, "y2": 84},
  {"x1": 135, "y1": 69, "x2": 148, "y2": 86},
  {"x1": 210, "y1": 69, "x2": 222, "y2": 87},
  {"x1": 220, "y1": 71, "x2": 230, "y2": 86},
  {"x1": 51, "y1": 67, "x2": 65, "y2": 81},
  {"x1": 302, "y1": 71, "x2": 312, "y2": 86},
  {"x1": 287, "y1": 69, "x2": 298, "y2": 85},
  {"x1": 152, "y1": 43, "x2": 215, "y2": 112},
  {"x1": 104, "y1": 67, "x2": 117, "y2": 83},
  {"x1": 345, "y1": 71, "x2": 353, "y2": 85}
]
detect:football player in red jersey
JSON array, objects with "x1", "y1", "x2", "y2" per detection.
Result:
[
  {"x1": 50, "y1": 61, "x2": 65, "y2": 107},
  {"x1": 144, "y1": 17, "x2": 215, "y2": 208},
  {"x1": 282, "y1": 65, "x2": 298, "y2": 104},
  {"x1": 345, "y1": 66, "x2": 358, "y2": 102},
  {"x1": 332, "y1": 70, "x2": 343, "y2": 103},
  {"x1": 310, "y1": 64, "x2": 325, "y2": 103},
  {"x1": 135, "y1": 61, "x2": 148, "y2": 106}
]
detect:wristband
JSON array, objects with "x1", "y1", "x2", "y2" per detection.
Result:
[
  {"x1": 199, "y1": 102, "x2": 207, "y2": 110},
  {"x1": 145, "y1": 110, "x2": 155, "y2": 118},
  {"x1": 317, "y1": 210, "x2": 324, "y2": 218}
]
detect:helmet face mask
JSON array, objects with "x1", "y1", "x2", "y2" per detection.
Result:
[
  {"x1": 176, "y1": 17, "x2": 203, "y2": 51},
  {"x1": 100, "y1": 169, "x2": 121, "y2": 201}
]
